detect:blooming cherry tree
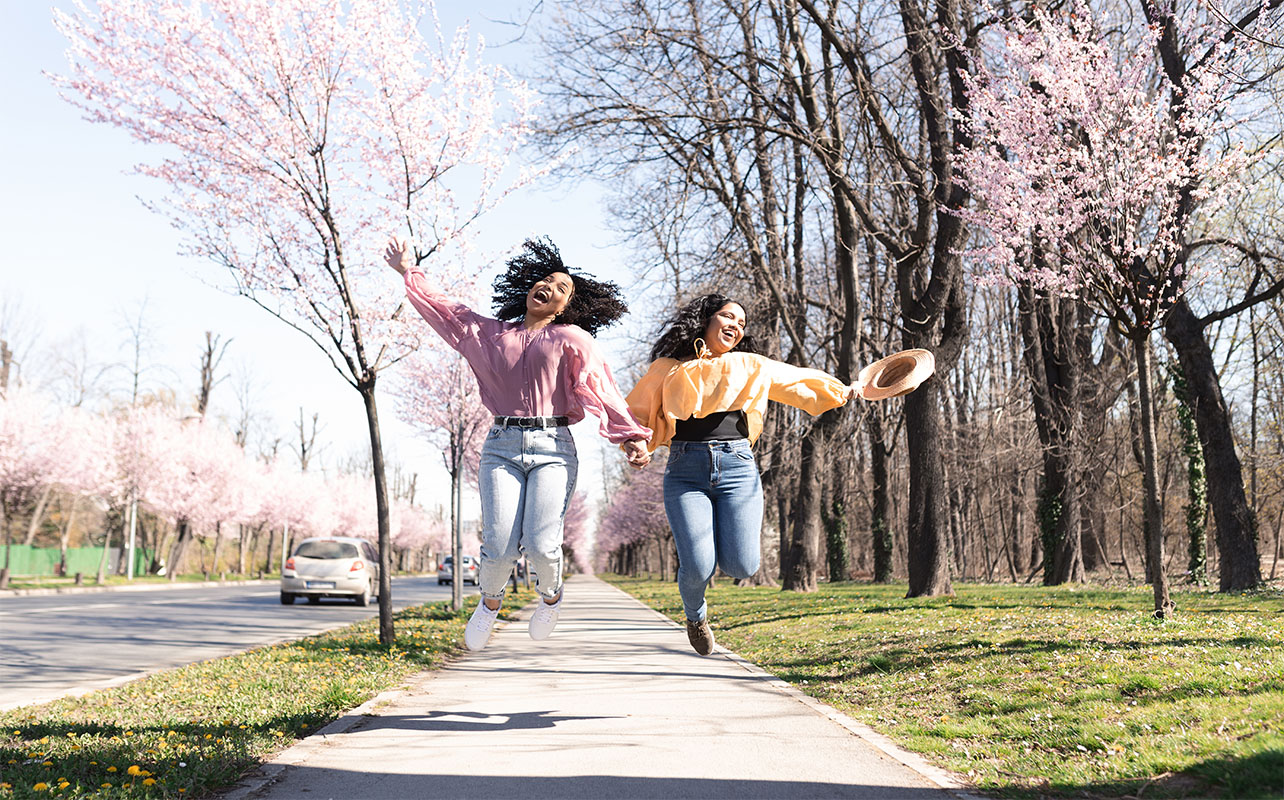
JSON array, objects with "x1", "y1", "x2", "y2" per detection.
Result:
[
  {"x1": 957, "y1": 3, "x2": 1258, "y2": 617},
  {"x1": 0, "y1": 389, "x2": 64, "y2": 588},
  {"x1": 54, "y1": 0, "x2": 539, "y2": 641},
  {"x1": 390, "y1": 346, "x2": 490, "y2": 608}
]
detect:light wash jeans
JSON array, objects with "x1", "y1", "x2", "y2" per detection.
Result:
[
  {"x1": 663, "y1": 439, "x2": 763, "y2": 622},
  {"x1": 477, "y1": 424, "x2": 578, "y2": 602}
]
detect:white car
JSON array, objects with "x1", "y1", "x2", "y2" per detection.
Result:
[
  {"x1": 281, "y1": 536, "x2": 379, "y2": 606},
  {"x1": 437, "y1": 555, "x2": 479, "y2": 586}
]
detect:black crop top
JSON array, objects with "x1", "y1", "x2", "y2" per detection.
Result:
[{"x1": 671, "y1": 410, "x2": 750, "y2": 442}]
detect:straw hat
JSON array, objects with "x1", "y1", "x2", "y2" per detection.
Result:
[{"x1": 858, "y1": 349, "x2": 936, "y2": 401}]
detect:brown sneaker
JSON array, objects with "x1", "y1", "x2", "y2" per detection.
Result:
[{"x1": 686, "y1": 618, "x2": 715, "y2": 656}]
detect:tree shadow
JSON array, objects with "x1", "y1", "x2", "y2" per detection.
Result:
[{"x1": 1043, "y1": 748, "x2": 1283, "y2": 799}]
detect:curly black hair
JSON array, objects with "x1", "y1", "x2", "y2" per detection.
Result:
[
  {"x1": 650, "y1": 293, "x2": 763, "y2": 361},
  {"x1": 490, "y1": 237, "x2": 628, "y2": 336}
]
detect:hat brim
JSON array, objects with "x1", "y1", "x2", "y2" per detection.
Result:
[{"x1": 858, "y1": 349, "x2": 936, "y2": 401}]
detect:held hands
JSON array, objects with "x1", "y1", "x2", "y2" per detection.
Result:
[
  {"x1": 621, "y1": 439, "x2": 652, "y2": 469},
  {"x1": 383, "y1": 237, "x2": 414, "y2": 275}
]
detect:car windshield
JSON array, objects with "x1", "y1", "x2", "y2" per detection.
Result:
[{"x1": 294, "y1": 541, "x2": 359, "y2": 560}]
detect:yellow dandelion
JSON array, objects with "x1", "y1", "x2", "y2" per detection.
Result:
[
  {"x1": 101, "y1": 783, "x2": 112, "y2": 788},
  {"x1": 127, "y1": 765, "x2": 143, "y2": 776},
  {"x1": 143, "y1": 778, "x2": 157, "y2": 786},
  {"x1": 42, "y1": 760, "x2": 53, "y2": 766},
  {"x1": 33, "y1": 783, "x2": 49, "y2": 792},
  {"x1": 106, "y1": 766, "x2": 117, "y2": 773},
  {"x1": 58, "y1": 782, "x2": 70, "y2": 789}
]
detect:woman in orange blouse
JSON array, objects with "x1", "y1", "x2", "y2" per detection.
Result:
[{"x1": 626, "y1": 294, "x2": 863, "y2": 655}]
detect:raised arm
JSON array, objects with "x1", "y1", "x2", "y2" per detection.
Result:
[{"x1": 385, "y1": 237, "x2": 490, "y2": 350}]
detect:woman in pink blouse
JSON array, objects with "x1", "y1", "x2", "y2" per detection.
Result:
[{"x1": 385, "y1": 237, "x2": 651, "y2": 650}]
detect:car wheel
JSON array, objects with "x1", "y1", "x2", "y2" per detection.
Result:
[
  {"x1": 307, "y1": 596, "x2": 321, "y2": 605},
  {"x1": 437, "y1": 579, "x2": 445, "y2": 585},
  {"x1": 280, "y1": 592, "x2": 295, "y2": 605},
  {"x1": 355, "y1": 583, "x2": 371, "y2": 607}
]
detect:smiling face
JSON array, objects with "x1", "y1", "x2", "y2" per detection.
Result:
[
  {"x1": 526, "y1": 272, "x2": 574, "y2": 320},
  {"x1": 703, "y1": 302, "x2": 746, "y2": 356}
]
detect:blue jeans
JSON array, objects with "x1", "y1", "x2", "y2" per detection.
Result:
[
  {"x1": 663, "y1": 439, "x2": 763, "y2": 622},
  {"x1": 477, "y1": 425, "x2": 578, "y2": 602}
]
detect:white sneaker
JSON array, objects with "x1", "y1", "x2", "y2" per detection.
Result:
[
  {"x1": 528, "y1": 592, "x2": 563, "y2": 640},
  {"x1": 464, "y1": 601, "x2": 500, "y2": 651}
]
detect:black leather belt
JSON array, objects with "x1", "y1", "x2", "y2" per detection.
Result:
[{"x1": 493, "y1": 415, "x2": 571, "y2": 428}]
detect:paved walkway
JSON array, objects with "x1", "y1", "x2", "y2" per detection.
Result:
[{"x1": 226, "y1": 575, "x2": 969, "y2": 800}]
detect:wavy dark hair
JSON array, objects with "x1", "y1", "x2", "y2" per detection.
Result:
[
  {"x1": 650, "y1": 294, "x2": 763, "y2": 361},
  {"x1": 490, "y1": 237, "x2": 628, "y2": 336}
]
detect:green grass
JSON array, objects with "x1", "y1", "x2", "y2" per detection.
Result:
[
  {"x1": 605, "y1": 576, "x2": 1284, "y2": 799},
  {"x1": 0, "y1": 594, "x2": 527, "y2": 799}
]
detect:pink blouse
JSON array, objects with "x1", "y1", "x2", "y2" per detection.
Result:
[{"x1": 404, "y1": 267, "x2": 651, "y2": 444}]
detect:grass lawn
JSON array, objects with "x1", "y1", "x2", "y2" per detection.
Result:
[
  {"x1": 0, "y1": 594, "x2": 526, "y2": 799},
  {"x1": 605, "y1": 576, "x2": 1284, "y2": 799}
]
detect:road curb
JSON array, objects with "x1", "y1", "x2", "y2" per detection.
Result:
[{"x1": 629, "y1": 593, "x2": 985, "y2": 799}]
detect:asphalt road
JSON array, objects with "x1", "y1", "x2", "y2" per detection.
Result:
[{"x1": 0, "y1": 577, "x2": 476, "y2": 711}]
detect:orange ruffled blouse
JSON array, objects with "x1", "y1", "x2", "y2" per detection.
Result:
[{"x1": 626, "y1": 352, "x2": 850, "y2": 452}]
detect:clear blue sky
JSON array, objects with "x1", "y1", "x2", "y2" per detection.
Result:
[{"x1": 0, "y1": 1, "x2": 662, "y2": 518}]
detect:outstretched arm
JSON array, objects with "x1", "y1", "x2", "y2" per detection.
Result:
[{"x1": 386, "y1": 236, "x2": 493, "y2": 350}]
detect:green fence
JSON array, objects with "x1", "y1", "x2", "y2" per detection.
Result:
[{"x1": 0, "y1": 545, "x2": 153, "y2": 577}]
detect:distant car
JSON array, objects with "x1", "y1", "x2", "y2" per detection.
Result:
[
  {"x1": 281, "y1": 537, "x2": 379, "y2": 606},
  {"x1": 437, "y1": 555, "x2": 479, "y2": 586}
]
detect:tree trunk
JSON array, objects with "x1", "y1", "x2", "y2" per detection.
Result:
[
  {"x1": 263, "y1": 524, "x2": 275, "y2": 576},
  {"x1": 1134, "y1": 335, "x2": 1174, "y2": 618},
  {"x1": 211, "y1": 521, "x2": 226, "y2": 578},
  {"x1": 359, "y1": 381, "x2": 395, "y2": 645},
  {"x1": 0, "y1": 508, "x2": 12, "y2": 589},
  {"x1": 904, "y1": 378, "x2": 954, "y2": 597},
  {"x1": 1017, "y1": 284, "x2": 1085, "y2": 585},
  {"x1": 870, "y1": 412, "x2": 894, "y2": 582},
  {"x1": 823, "y1": 496, "x2": 849, "y2": 583},
  {"x1": 782, "y1": 418, "x2": 827, "y2": 591},
  {"x1": 1164, "y1": 300, "x2": 1260, "y2": 591},
  {"x1": 168, "y1": 518, "x2": 193, "y2": 580},
  {"x1": 1080, "y1": 465, "x2": 1109, "y2": 572},
  {"x1": 22, "y1": 486, "x2": 54, "y2": 546},
  {"x1": 58, "y1": 498, "x2": 80, "y2": 576},
  {"x1": 95, "y1": 523, "x2": 113, "y2": 585}
]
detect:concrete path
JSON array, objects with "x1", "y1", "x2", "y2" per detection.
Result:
[{"x1": 226, "y1": 575, "x2": 970, "y2": 800}]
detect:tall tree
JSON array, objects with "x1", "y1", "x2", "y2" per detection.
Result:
[
  {"x1": 957, "y1": 4, "x2": 1264, "y2": 615},
  {"x1": 796, "y1": 0, "x2": 973, "y2": 596},
  {"x1": 55, "y1": 0, "x2": 537, "y2": 643}
]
